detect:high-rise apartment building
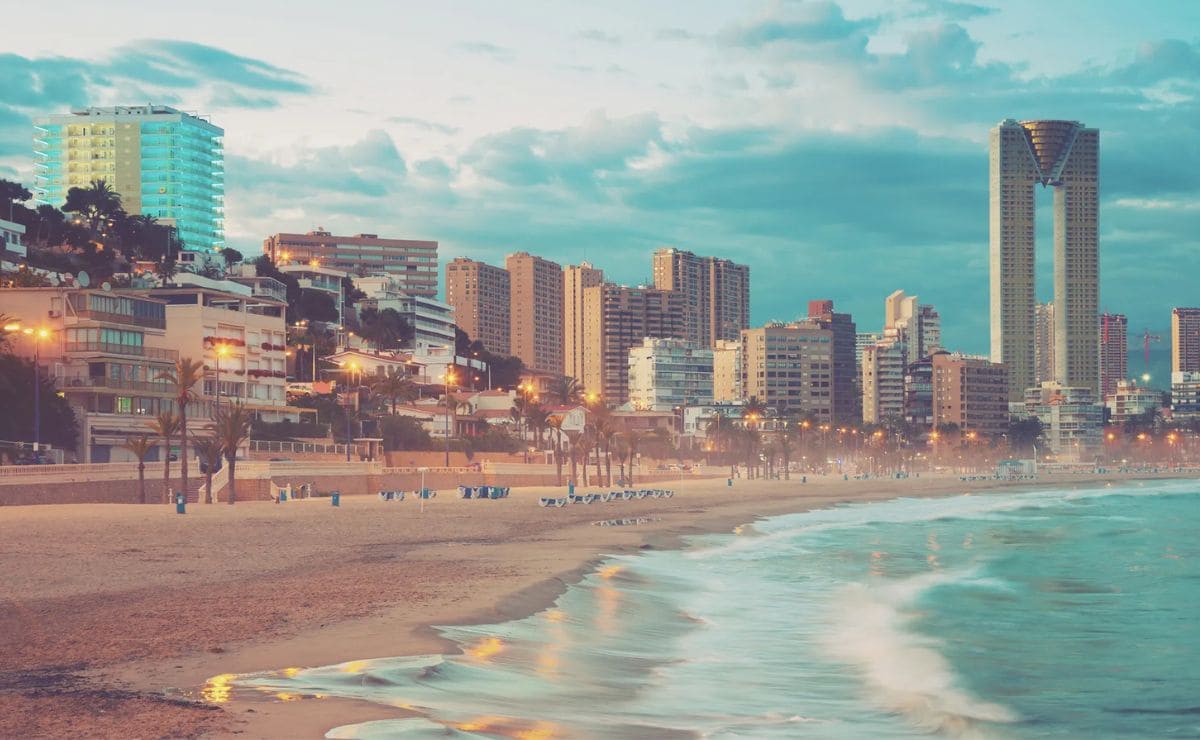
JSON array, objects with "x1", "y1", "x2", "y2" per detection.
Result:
[
  {"x1": 563, "y1": 263, "x2": 603, "y2": 385},
  {"x1": 990, "y1": 119, "x2": 1099, "y2": 399},
  {"x1": 862, "y1": 341, "x2": 907, "y2": 424},
  {"x1": 1099, "y1": 312, "x2": 1128, "y2": 401},
  {"x1": 627, "y1": 338, "x2": 714, "y2": 411},
  {"x1": 712, "y1": 339, "x2": 744, "y2": 403},
  {"x1": 445, "y1": 258, "x2": 511, "y2": 355},
  {"x1": 884, "y1": 290, "x2": 941, "y2": 361},
  {"x1": 652, "y1": 248, "x2": 749, "y2": 347},
  {"x1": 1034, "y1": 302, "x2": 1056, "y2": 385},
  {"x1": 582, "y1": 284, "x2": 684, "y2": 404},
  {"x1": 33, "y1": 106, "x2": 224, "y2": 252},
  {"x1": 803, "y1": 300, "x2": 860, "y2": 424},
  {"x1": 264, "y1": 230, "x2": 439, "y2": 297},
  {"x1": 741, "y1": 323, "x2": 833, "y2": 422},
  {"x1": 506, "y1": 252, "x2": 563, "y2": 374},
  {"x1": 903, "y1": 355, "x2": 936, "y2": 432},
  {"x1": 932, "y1": 353, "x2": 1010, "y2": 437},
  {"x1": 1171, "y1": 372, "x2": 1200, "y2": 420},
  {"x1": 855, "y1": 332, "x2": 882, "y2": 369},
  {"x1": 1024, "y1": 382, "x2": 1103, "y2": 462},
  {"x1": 1172, "y1": 308, "x2": 1200, "y2": 373}
]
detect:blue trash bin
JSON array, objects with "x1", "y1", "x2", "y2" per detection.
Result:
[
  {"x1": 175, "y1": 492, "x2": 186, "y2": 515},
  {"x1": 279, "y1": 490, "x2": 288, "y2": 502},
  {"x1": 568, "y1": 481, "x2": 576, "y2": 494},
  {"x1": 331, "y1": 491, "x2": 341, "y2": 507},
  {"x1": 727, "y1": 478, "x2": 733, "y2": 487}
]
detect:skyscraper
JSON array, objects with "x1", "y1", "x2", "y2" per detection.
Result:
[
  {"x1": 1034, "y1": 302, "x2": 1056, "y2": 385},
  {"x1": 652, "y1": 248, "x2": 749, "y2": 347},
  {"x1": 506, "y1": 252, "x2": 563, "y2": 374},
  {"x1": 990, "y1": 119, "x2": 1099, "y2": 399},
  {"x1": 34, "y1": 105, "x2": 225, "y2": 253},
  {"x1": 740, "y1": 323, "x2": 833, "y2": 423},
  {"x1": 444, "y1": 258, "x2": 510, "y2": 355},
  {"x1": 1172, "y1": 308, "x2": 1200, "y2": 373},
  {"x1": 1099, "y1": 312, "x2": 1128, "y2": 400},
  {"x1": 883, "y1": 290, "x2": 941, "y2": 361},
  {"x1": 563, "y1": 262, "x2": 603, "y2": 385}
]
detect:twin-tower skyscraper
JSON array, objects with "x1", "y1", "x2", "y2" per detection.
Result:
[{"x1": 989, "y1": 119, "x2": 1099, "y2": 400}]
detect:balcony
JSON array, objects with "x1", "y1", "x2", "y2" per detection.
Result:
[
  {"x1": 57, "y1": 374, "x2": 175, "y2": 394},
  {"x1": 71, "y1": 308, "x2": 167, "y2": 330},
  {"x1": 65, "y1": 341, "x2": 178, "y2": 361}
]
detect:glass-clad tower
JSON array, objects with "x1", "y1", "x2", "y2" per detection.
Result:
[{"x1": 33, "y1": 105, "x2": 224, "y2": 253}]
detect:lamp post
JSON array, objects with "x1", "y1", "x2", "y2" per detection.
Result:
[
  {"x1": 213, "y1": 343, "x2": 230, "y2": 419},
  {"x1": 443, "y1": 368, "x2": 457, "y2": 467}
]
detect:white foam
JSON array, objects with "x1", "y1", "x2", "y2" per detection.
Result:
[{"x1": 824, "y1": 568, "x2": 1019, "y2": 735}]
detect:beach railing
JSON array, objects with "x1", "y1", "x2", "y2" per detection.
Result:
[{"x1": 0, "y1": 462, "x2": 143, "y2": 484}]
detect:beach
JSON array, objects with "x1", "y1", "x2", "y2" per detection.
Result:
[{"x1": 0, "y1": 471, "x2": 1189, "y2": 738}]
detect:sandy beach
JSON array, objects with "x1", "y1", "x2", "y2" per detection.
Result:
[{"x1": 0, "y1": 471, "x2": 1189, "y2": 738}]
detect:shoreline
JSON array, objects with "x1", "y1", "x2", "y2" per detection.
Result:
[{"x1": 1, "y1": 471, "x2": 1193, "y2": 738}]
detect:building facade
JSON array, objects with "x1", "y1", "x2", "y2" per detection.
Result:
[
  {"x1": 444, "y1": 257, "x2": 511, "y2": 355},
  {"x1": 1171, "y1": 372, "x2": 1200, "y2": 420},
  {"x1": 1034, "y1": 301, "x2": 1056, "y2": 385},
  {"x1": 741, "y1": 323, "x2": 833, "y2": 423},
  {"x1": 1099, "y1": 312, "x2": 1128, "y2": 401},
  {"x1": 712, "y1": 339, "x2": 743, "y2": 403},
  {"x1": 1024, "y1": 382, "x2": 1104, "y2": 462},
  {"x1": 990, "y1": 119, "x2": 1099, "y2": 399},
  {"x1": 803, "y1": 300, "x2": 860, "y2": 425},
  {"x1": 351, "y1": 274, "x2": 456, "y2": 350},
  {"x1": 652, "y1": 248, "x2": 749, "y2": 347},
  {"x1": 582, "y1": 284, "x2": 685, "y2": 404},
  {"x1": 563, "y1": 262, "x2": 603, "y2": 387},
  {"x1": 884, "y1": 290, "x2": 941, "y2": 361},
  {"x1": 33, "y1": 106, "x2": 224, "y2": 253},
  {"x1": 263, "y1": 230, "x2": 438, "y2": 297},
  {"x1": 1172, "y1": 307, "x2": 1200, "y2": 373},
  {"x1": 506, "y1": 252, "x2": 563, "y2": 374},
  {"x1": 278, "y1": 262, "x2": 347, "y2": 326},
  {"x1": 931, "y1": 353, "x2": 1010, "y2": 436},
  {"x1": 1105, "y1": 379, "x2": 1161, "y2": 424},
  {"x1": 903, "y1": 355, "x2": 935, "y2": 432},
  {"x1": 627, "y1": 338, "x2": 714, "y2": 412},
  {"x1": 862, "y1": 340, "x2": 907, "y2": 424}
]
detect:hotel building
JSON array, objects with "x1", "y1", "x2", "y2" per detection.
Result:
[
  {"x1": 990, "y1": 119, "x2": 1099, "y2": 399},
  {"x1": 862, "y1": 341, "x2": 907, "y2": 424},
  {"x1": 627, "y1": 338, "x2": 714, "y2": 412},
  {"x1": 506, "y1": 252, "x2": 563, "y2": 374},
  {"x1": 263, "y1": 230, "x2": 438, "y2": 298},
  {"x1": 563, "y1": 263, "x2": 603, "y2": 385},
  {"x1": 652, "y1": 248, "x2": 749, "y2": 347},
  {"x1": 931, "y1": 353, "x2": 1009, "y2": 437},
  {"x1": 712, "y1": 339, "x2": 743, "y2": 403},
  {"x1": 444, "y1": 257, "x2": 510, "y2": 355},
  {"x1": 740, "y1": 323, "x2": 833, "y2": 422},
  {"x1": 33, "y1": 106, "x2": 224, "y2": 253},
  {"x1": 582, "y1": 284, "x2": 684, "y2": 404},
  {"x1": 1172, "y1": 307, "x2": 1200, "y2": 373}
]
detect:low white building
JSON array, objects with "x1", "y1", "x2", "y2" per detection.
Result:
[
  {"x1": 279, "y1": 262, "x2": 348, "y2": 325},
  {"x1": 1024, "y1": 382, "x2": 1104, "y2": 462},
  {"x1": 627, "y1": 338, "x2": 714, "y2": 412},
  {"x1": 1106, "y1": 379, "x2": 1161, "y2": 423},
  {"x1": 354, "y1": 273, "x2": 455, "y2": 350},
  {"x1": 1, "y1": 217, "x2": 27, "y2": 258}
]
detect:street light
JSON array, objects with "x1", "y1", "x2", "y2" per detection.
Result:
[
  {"x1": 345, "y1": 360, "x2": 360, "y2": 462},
  {"x1": 442, "y1": 368, "x2": 457, "y2": 466},
  {"x1": 212, "y1": 343, "x2": 230, "y2": 419}
]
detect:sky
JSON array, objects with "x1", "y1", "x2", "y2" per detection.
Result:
[{"x1": 1, "y1": 0, "x2": 1198, "y2": 358}]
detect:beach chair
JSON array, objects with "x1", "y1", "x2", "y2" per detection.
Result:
[
  {"x1": 539, "y1": 497, "x2": 556, "y2": 507},
  {"x1": 459, "y1": 485, "x2": 473, "y2": 499}
]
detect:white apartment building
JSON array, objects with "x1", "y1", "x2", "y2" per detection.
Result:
[
  {"x1": 862, "y1": 339, "x2": 906, "y2": 423},
  {"x1": 1024, "y1": 382, "x2": 1104, "y2": 461},
  {"x1": 1106, "y1": 379, "x2": 1161, "y2": 423},
  {"x1": 627, "y1": 338, "x2": 714, "y2": 412}
]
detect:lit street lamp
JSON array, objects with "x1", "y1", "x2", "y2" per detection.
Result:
[
  {"x1": 4, "y1": 324, "x2": 51, "y2": 457},
  {"x1": 345, "y1": 360, "x2": 360, "y2": 462},
  {"x1": 442, "y1": 368, "x2": 458, "y2": 466},
  {"x1": 212, "y1": 343, "x2": 230, "y2": 419}
]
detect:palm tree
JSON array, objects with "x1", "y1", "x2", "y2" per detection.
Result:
[
  {"x1": 549, "y1": 376, "x2": 582, "y2": 406},
  {"x1": 778, "y1": 428, "x2": 797, "y2": 480},
  {"x1": 742, "y1": 396, "x2": 767, "y2": 428},
  {"x1": 156, "y1": 358, "x2": 205, "y2": 502},
  {"x1": 63, "y1": 179, "x2": 122, "y2": 233},
  {"x1": 525, "y1": 403, "x2": 549, "y2": 450},
  {"x1": 598, "y1": 420, "x2": 617, "y2": 486},
  {"x1": 371, "y1": 368, "x2": 418, "y2": 414},
  {"x1": 611, "y1": 435, "x2": 631, "y2": 486},
  {"x1": 147, "y1": 411, "x2": 180, "y2": 503},
  {"x1": 120, "y1": 435, "x2": 156, "y2": 504},
  {"x1": 565, "y1": 428, "x2": 581, "y2": 487},
  {"x1": 192, "y1": 435, "x2": 223, "y2": 504},
  {"x1": 214, "y1": 403, "x2": 253, "y2": 504}
]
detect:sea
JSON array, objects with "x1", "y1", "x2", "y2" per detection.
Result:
[{"x1": 239, "y1": 478, "x2": 1200, "y2": 738}]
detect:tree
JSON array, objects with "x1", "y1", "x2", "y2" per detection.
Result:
[
  {"x1": 547, "y1": 415, "x2": 565, "y2": 486},
  {"x1": 371, "y1": 368, "x2": 419, "y2": 413},
  {"x1": 120, "y1": 435, "x2": 156, "y2": 505},
  {"x1": 549, "y1": 376, "x2": 582, "y2": 406},
  {"x1": 147, "y1": 411, "x2": 180, "y2": 503},
  {"x1": 1006, "y1": 417, "x2": 1043, "y2": 456},
  {"x1": 778, "y1": 428, "x2": 797, "y2": 479},
  {"x1": 296, "y1": 289, "x2": 339, "y2": 323},
  {"x1": 0, "y1": 354, "x2": 78, "y2": 451},
  {"x1": 215, "y1": 403, "x2": 252, "y2": 504},
  {"x1": 0, "y1": 179, "x2": 32, "y2": 215},
  {"x1": 525, "y1": 403, "x2": 549, "y2": 450},
  {"x1": 220, "y1": 247, "x2": 243, "y2": 266},
  {"x1": 62, "y1": 179, "x2": 123, "y2": 234},
  {"x1": 156, "y1": 358, "x2": 205, "y2": 502},
  {"x1": 565, "y1": 429, "x2": 581, "y2": 487},
  {"x1": 192, "y1": 436, "x2": 223, "y2": 504},
  {"x1": 380, "y1": 415, "x2": 433, "y2": 451},
  {"x1": 358, "y1": 307, "x2": 410, "y2": 350}
]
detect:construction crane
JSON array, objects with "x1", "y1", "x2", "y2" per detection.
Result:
[{"x1": 1140, "y1": 329, "x2": 1161, "y2": 380}]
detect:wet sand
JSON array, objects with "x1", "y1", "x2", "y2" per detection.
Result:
[{"x1": 0, "y1": 471, "x2": 1187, "y2": 738}]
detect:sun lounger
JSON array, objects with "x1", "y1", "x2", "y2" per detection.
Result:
[{"x1": 459, "y1": 485, "x2": 474, "y2": 499}]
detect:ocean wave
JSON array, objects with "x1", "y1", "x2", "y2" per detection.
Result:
[{"x1": 824, "y1": 568, "x2": 1019, "y2": 736}]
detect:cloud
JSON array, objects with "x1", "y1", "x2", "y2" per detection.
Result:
[
  {"x1": 657, "y1": 27, "x2": 701, "y2": 41},
  {"x1": 387, "y1": 115, "x2": 460, "y2": 135},
  {"x1": 720, "y1": 1, "x2": 876, "y2": 59},
  {"x1": 912, "y1": 0, "x2": 996, "y2": 22},
  {"x1": 456, "y1": 42, "x2": 515, "y2": 62},
  {"x1": 113, "y1": 40, "x2": 313, "y2": 93},
  {"x1": 576, "y1": 29, "x2": 622, "y2": 45}
]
